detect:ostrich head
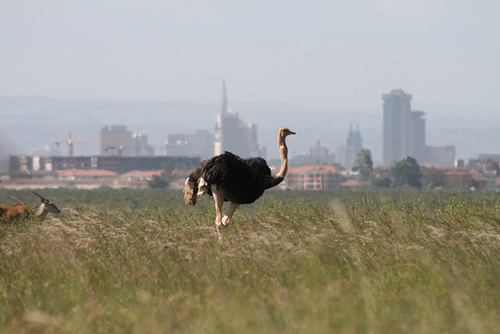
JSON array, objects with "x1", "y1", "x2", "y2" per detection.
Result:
[{"x1": 278, "y1": 127, "x2": 296, "y2": 139}]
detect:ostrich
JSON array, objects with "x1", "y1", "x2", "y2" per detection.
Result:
[{"x1": 184, "y1": 127, "x2": 295, "y2": 231}]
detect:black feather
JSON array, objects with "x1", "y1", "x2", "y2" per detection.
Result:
[{"x1": 190, "y1": 151, "x2": 284, "y2": 204}]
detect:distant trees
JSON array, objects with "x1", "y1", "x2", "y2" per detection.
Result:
[
  {"x1": 148, "y1": 161, "x2": 173, "y2": 189},
  {"x1": 390, "y1": 156, "x2": 423, "y2": 189},
  {"x1": 148, "y1": 174, "x2": 169, "y2": 189},
  {"x1": 422, "y1": 167, "x2": 445, "y2": 189},
  {"x1": 355, "y1": 148, "x2": 373, "y2": 183},
  {"x1": 372, "y1": 176, "x2": 391, "y2": 188}
]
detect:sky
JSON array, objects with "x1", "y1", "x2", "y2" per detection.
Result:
[{"x1": 1, "y1": 0, "x2": 499, "y2": 109}]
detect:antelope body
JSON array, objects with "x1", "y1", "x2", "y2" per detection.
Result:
[{"x1": 0, "y1": 193, "x2": 61, "y2": 223}]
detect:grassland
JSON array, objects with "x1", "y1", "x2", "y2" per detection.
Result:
[{"x1": 0, "y1": 188, "x2": 499, "y2": 333}]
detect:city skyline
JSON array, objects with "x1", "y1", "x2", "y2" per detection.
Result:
[
  {"x1": 1, "y1": 92, "x2": 498, "y2": 170},
  {"x1": 2, "y1": 1, "x2": 499, "y2": 168}
]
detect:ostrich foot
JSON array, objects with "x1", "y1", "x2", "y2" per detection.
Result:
[
  {"x1": 215, "y1": 216, "x2": 222, "y2": 227},
  {"x1": 221, "y1": 215, "x2": 231, "y2": 226},
  {"x1": 216, "y1": 225, "x2": 224, "y2": 242}
]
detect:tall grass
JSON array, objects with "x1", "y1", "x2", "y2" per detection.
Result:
[{"x1": 0, "y1": 189, "x2": 499, "y2": 333}]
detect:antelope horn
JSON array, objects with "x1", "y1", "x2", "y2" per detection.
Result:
[
  {"x1": 32, "y1": 192, "x2": 48, "y2": 202},
  {"x1": 10, "y1": 195, "x2": 26, "y2": 206}
]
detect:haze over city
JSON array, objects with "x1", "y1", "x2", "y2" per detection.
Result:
[{"x1": 1, "y1": 1, "x2": 499, "y2": 167}]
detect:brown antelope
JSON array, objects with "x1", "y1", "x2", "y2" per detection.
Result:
[{"x1": 0, "y1": 192, "x2": 61, "y2": 223}]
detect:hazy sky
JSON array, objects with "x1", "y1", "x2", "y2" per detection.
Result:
[{"x1": 1, "y1": 0, "x2": 499, "y2": 109}]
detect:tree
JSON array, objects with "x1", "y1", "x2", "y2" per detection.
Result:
[
  {"x1": 148, "y1": 175, "x2": 169, "y2": 189},
  {"x1": 355, "y1": 148, "x2": 373, "y2": 183},
  {"x1": 422, "y1": 167, "x2": 445, "y2": 189},
  {"x1": 372, "y1": 177, "x2": 391, "y2": 188},
  {"x1": 391, "y1": 156, "x2": 423, "y2": 189}
]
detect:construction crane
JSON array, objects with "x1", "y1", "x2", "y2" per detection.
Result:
[
  {"x1": 101, "y1": 138, "x2": 124, "y2": 156},
  {"x1": 101, "y1": 138, "x2": 162, "y2": 157},
  {"x1": 53, "y1": 132, "x2": 94, "y2": 157}
]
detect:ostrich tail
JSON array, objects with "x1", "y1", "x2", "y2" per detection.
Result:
[{"x1": 183, "y1": 178, "x2": 197, "y2": 206}]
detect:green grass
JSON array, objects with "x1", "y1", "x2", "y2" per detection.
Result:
[{"x1": 0, "y1": 189, "x2": 499, "y2": 333}]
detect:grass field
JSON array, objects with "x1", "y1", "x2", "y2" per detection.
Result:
[{"x1": 0, "y1": 188, "x2": 499, "y2": 333}]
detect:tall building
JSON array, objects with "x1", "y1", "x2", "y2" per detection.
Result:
[
  {"x1": 165, "y1": 130, "x2": 214, "y2": 160},
  {"x1": 133, "y1": 134, "x2": 155, "y2": 157},
  {"x1": 427, "y1": 146, "x2": 456, "y2": 167},
  {"x1": 382, "y1": 90, "x2": 455, "y2": 167},
  {"x1": 410, "y1": 111, "x2": 426, "y2": 163},
  {"x1": 382, "y1": 89, "x2": 412, "y2": 166},
  {"x1": 100, "y1": 125, "x2": 134, "y2": 156},
  {"x1": 165, "y1": 134, "x2": 191, "y2": 157},
  {"x1": 100, "y1": 125, "x2": 154, "y2": 157},
  {"x1": 347, "y1": 124, "x2": 363, "y2": 153},
  {"x1": 336, "y1": 124, "x2": 363, "y2": 171},
  {"x1": 214, "y1": 81, "x2": 261, "y2": 158}
]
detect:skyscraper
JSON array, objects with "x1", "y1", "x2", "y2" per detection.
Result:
[
  {"x1": 345, "y1": 124, "x2": 363, "y2": 171},
  {"x1": 382, "y1": 90, "x2": 455, "y2": 167},
  {"x1": 382, "y1": 89, "x2": 412, "y2": 166},
  {"x1": 100, "y1": 125, "x2": 154, "y2": 157},
  {"x1": 410, "y1": 111, "x2": 426, "y2": 163},
  {"x1": 214, "y1": 81, "x2": 261, "y2": 158},
  {"x1": 100, "y1": 125, "x2": 134, "y2": 156},
  {"x1": 347, "y1": 124, "x2": 363, "y2": 154}
]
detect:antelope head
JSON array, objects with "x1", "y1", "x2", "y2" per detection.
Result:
[{"x1": 32, "y1": 192, "x2": 61, "y2": 217}]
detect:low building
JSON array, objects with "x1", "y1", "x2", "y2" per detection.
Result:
[
  {"x1": 9, "y1": 155, "x2": 200, "y2": 174},
  {"x1": 443, "y1": 169, "x2": 473, "y2": 189},
  {"x1": 278, "y1": 165, "x2": 341, "y2": 190},
  {"x1": 426, "y1": 145, "x2": 456, "y2": 168}
]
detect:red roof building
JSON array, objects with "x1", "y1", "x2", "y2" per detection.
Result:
[
  {"x1": 443, "y1": 169, "x2": 473, "y2": 189},
  {"x1": 278, "y1": 165, "x2": 341, "y2": 190}
]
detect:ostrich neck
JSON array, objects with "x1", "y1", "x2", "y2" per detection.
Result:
[{"x1": 276, "y1": 135, "x2": 289, "y2": 177}]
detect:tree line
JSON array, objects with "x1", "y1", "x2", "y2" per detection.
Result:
[
  {"x1": 148, "y1": 149, "x2": 437, "y2": 190},
  {"x1": 355, "y1": 148, "x2": 447, "y2": 189}
]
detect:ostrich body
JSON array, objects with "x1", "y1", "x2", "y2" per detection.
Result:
[{"x1": 184, "y1": 127, "x2": 295, "y2": 230}]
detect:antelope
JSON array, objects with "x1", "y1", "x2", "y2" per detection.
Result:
[{"x1": 0, "y1": 192, "x2": 61, "y2": 223}]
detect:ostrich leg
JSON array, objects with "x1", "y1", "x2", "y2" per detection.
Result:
[
  {"x1": 211, "y1": 187, "x2": 225, "y2": 228},
  {"x1": 221, "y1": 202, "x2": 239, "y2": 226},
  {"x1": 211, "y1": 187, "x2": 226, "y2": 241}
]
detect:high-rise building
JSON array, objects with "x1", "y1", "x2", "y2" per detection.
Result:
[
  {"x1": 426, "y1": 145, "x2": 456, "y2": 167},
  {"x1": 382, "y1": 89, "x2": 412, "y2": 166},
  {"x1": 165, "y1": 130, "x2": 214, "y2": 160},
  {"x1": 133, "y1": 134, "x2": 155, "y2": 157},
  {"x1": 410, "y1": 111, "x2": 426, "y2": 163},
  {"x1": 100, "y1": 125, "x2": 154, "y2": 157},
  {"x1": 336, "y1": 124, "x2": 363, "y2": 171},
  {"x1": 100, "y1": 125, "x2": 134, "y2": 156},
  {"x1": 347, "y1": 124, "x2": 363, "y2": 153},
  {"x1": 214, "y1": 81, "x2": 261, "y2": 158},
  {"x1": 382, "y1": 90, "x2": 455, "y2": 167}
]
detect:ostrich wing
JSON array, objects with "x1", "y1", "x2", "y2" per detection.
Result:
[
  {"x1": 203, "y1": 152, "x2": 274, "y2": 204},
  {"x1": 246, "y1": 157, "x2": 284, "y2": 189}
]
